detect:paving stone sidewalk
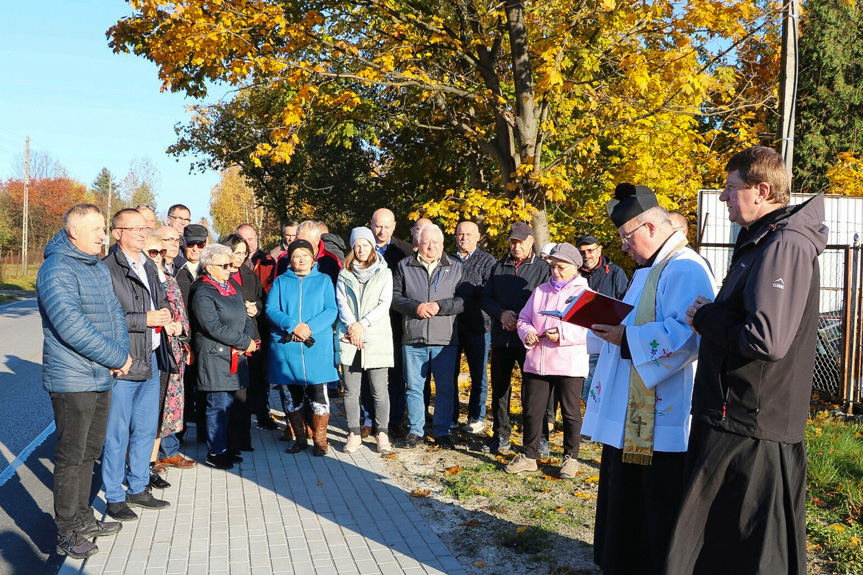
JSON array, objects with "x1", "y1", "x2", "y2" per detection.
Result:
[{"x1": 60, "y1": 395, "x2": 467, "y2": 575}]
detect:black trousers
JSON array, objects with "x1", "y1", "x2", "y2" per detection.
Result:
[
  {"x1": 226, "y1": 387, "x2": 251, "y2": 451},
  {"x1": 663, "y1": 422, "x2": 807, "y2": 575},
  {"x1": 50, "y1": 390, "x2": 111, "y2": 536},
  {"x1": 489, "y1": 345, "x2": 525, "y2": 440},
  {"x1": 246, "y1": 343, "x2": 270, "y2": 420},
  {"x1": 594, "y1": 445, "x2": 686, "y2": 575},
  {"x1": 522, "y1": 374, "x2": 582, "y2": 459}
]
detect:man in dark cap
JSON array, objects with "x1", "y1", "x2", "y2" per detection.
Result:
[
  {"x1": 481, "y1": 221, "x2": 550, "y2": 454},
  {"x1": 575, "y1": 234, "x2": 628, "y2": 404},
  {"x1": 581, "y1": 183, "x2": 715, "y2": 575},
  {"x1": 175, "y1": 223, "x2": 209, "y2": 441}
]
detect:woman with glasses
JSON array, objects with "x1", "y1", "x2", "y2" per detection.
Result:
[
  {"x1": 220, "y1": 233, "x2": 265, "y2": 454},
  {"x1": 505, "y1": 243, "x2": 590, "y2": 480},
  {"x1": 266, "y1": 239, "x2": 339, "y2": 456},
  {"x1": 190, "y1": 244, "x2": 257, "y2": 469},
  {"x1": 142, "y1": 234, "x2": 194, "y2": 488}
]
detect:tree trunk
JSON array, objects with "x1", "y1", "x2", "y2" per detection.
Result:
[{"x1": 504, "y1": 0, "x2": 549, "y2": 252}]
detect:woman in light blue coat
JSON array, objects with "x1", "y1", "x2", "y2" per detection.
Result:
[
  {"x1": 336, "y1": 227, "x2": 395, "y2": 454},
  {"x1": 267, "y1": 239, "x2": 338, "y2": 456}
]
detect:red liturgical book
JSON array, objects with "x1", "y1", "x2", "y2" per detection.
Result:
[{"x1": 539, "y1": 290, "x2": 634, "y2": 329}]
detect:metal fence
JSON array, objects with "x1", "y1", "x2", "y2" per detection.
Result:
[{"x1": 0, "y1": 249, "x2": 43, "y2": 281}]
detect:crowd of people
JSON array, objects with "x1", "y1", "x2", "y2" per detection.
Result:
[{"x1": 37, "y1": 145, "x2": 826, "y2": 575}]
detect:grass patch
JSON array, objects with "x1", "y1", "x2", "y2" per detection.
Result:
[
  {"x1": 806, "y1": 410, "x2": 863, "y2": 573},
  {"x1": 0, "y1": 271, "x2": 38, "y2": 291},
  {"x1": 442, "y1": 462, "x2": 497, "y2": 500}
]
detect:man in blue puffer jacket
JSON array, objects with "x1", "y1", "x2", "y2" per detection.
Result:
[{"x1": 37, "y1": 204, "x2": 132, "y2": 560}]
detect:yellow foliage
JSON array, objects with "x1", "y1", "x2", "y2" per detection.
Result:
[{"x1": 827, "y1": 152, "x2": 863, "y2": 196}]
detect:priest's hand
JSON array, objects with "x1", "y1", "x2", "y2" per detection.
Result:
[
  {"x1": 686, "y1": 295, "x2": 712, "y2": 334},
  {"x1": 591, "y1": 324, "x2": 624, "y2": 346}
]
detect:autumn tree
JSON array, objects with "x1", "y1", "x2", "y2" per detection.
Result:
[
  {"x1": 0, "y1": 177, "x2": 88, "y2": 250},
  {"x1": 110, "y1": 0, "x2": 777, "y2": 247},
  {"x1": 210, "y1": 165, "x2": 270, "y2": 238},
  {"x1": 91, "y1": 167, "x2": 126, "y2": 217},
  {"x1": 121, "y1": 156, "x2": 161, "y2": 213}
]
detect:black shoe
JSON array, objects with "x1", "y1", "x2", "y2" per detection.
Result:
[
  {"x1": 106, "y1": 502, "x2": 138, "y2": 522},
  {"x1": 126, "y1": 488, "x2": 171, "y2": 510},
  {"x1": 228, "y1": 451, "x2": 244, "y2": 463},
  {"x1": 435, "y1": 436, "x2": 457, "y2": 450},
  {"x1": 238, "y1": 445, "x2": 255, "y2": 453},
  {"x1": 148, "y1": 470, "x2": 171, "y2": 490},
  {"x1": 256, "y1": 417, "x2": 278, "y2": 430},
  {"x1": 57, "y1": 532, "x2": 98, "y2": 559},
  {"x1": 482, "y1": 436, "x2": 512, "y2": 455},
  {"x1": 78, "y1": 520, "x2": 123, "y2": 538},
  {"x1": 205, "y1": 453, "x2": 234, "y2": 469},
  {"x1": 402, "y1": 433, "x2": 421, "y2": 449}
]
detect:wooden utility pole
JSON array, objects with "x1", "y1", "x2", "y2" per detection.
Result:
[
  {"x1": 22, "y1": 136, "x2": 30, "y2": 275},
  {"x1": 104, "y1": 178, "x2": 113, "y2": 255},
  {"x1": 776, "y1": 0, "x2": 800, "y2": 185}
]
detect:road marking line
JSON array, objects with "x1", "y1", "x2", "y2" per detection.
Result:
[{"x1": 0, "y1": 420, "x2": 55, "y2": 488}]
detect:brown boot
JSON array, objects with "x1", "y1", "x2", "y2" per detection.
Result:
[
  {"x1": 312, "y1": 413, "x2": 330, "y2": 456},
  {"x1": 285, "y1": 411, "x2": 308, "y2": 454}
]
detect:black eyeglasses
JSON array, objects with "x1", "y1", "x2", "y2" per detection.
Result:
[
  {"x1": 136, "y1": 204, "x2": 157, "y2": 212},
  {"x1": 148, "y1": 249, "x2": 168, "y2": 258},
  {"x1": 186, "y1": 241, "x2": 206, "y2": 248},
  {"x1": 169, "y1": 214, "x2": 192, "y2": 224}
]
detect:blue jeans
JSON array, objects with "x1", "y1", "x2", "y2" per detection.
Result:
[
  {"x1": 158, "y1": 432, "x2": 180, "y2": 458},
  {"x1": 582, "y1": 354, "x2": 599, "y2": 404},
  {"x1": 102, "y1": 355, "x2": 160, "y2": 503},
  {"x1": 452, "y1": 332, "x2": 491, "y2": 423},
  {"x1": 206, "y1": 391, "x2": 236, "y2": 456},
  {"x1": 403, "y1": 344, "x2": 457, "y2": 438}
]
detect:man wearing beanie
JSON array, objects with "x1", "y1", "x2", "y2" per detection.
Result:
[
  {"x1": 582, "y1": 183, "x2": 715, "y2": 575},
  {"x1": 481, "y1": 221, "x2": 550, "y2": 454}
]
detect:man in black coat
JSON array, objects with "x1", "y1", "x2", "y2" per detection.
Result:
[
  {"x1": 101, "y1": 209, "x2": 175, "y2": 521},
  {"x1": 371, "y1": 208, "x2": 414, "y2": 434},
  {"x1": 481, "y1": 222, "x2": 550, "y2": 454},
  {"x1": 450, "y1": 221, "x2": 496, "y2": 433},
  {"x1": 665, "y1": 146, "x2": 828, "y2": 575}
]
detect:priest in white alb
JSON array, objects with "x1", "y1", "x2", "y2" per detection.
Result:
[{"x1": 582, "y1": 183, "x2": 716, "y2": 575}]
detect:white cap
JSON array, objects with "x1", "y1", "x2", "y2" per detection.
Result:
[{"x1": 540, "y1": 243, "x2": 557, "y2": 256}]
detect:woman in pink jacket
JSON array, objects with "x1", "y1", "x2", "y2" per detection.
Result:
[{"x1": 507, "y1": 243, "x2": 590, "y2": 479}]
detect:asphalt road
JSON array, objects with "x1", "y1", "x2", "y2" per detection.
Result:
[{"x1": 0, "y1": 298, "x2": 65, "y2": 575}]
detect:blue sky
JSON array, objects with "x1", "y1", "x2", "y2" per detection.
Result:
[{"x1": 0, "y1": 0, "x2": 220, "y2": 222}]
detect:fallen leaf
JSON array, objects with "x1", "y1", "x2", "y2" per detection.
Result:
[
  {"x1": 539, "y1": 488, "x2": 551, "y2": 493},
  {"x1": 317, "y1": 482, "x2": 323, "y2": 487},
  {"x1": 411, "y1": 489, "x2": 431, "y2": 498},
  {"x1": 444, "y1": 466, "x2": 463, "y2": 476},
  {"x1": 381, "y1": 452, "x2": 398, "y2": 460},
  {"x1": 830, "y1": 524, "x2": 846, "y2": 532},
  {"x1": 584, "y1": 476, "x2": 600, "y2": 483},
  {"x1": 516, "y1": 525, "x2": 529, "y2": 533},
  {"x1": 574, "y1": 492, "x2": 594, "y2": 499},
  {"x1": 460, "y1": 520, "x2": 481, "y2": 527},
  {"x1": 542, "y1": 475, "x2": 560, "y2": 482},
  {"x1": 812, "y1": 496, "x2": 827, "y2": 508},
  {"x1": 472, "y1": 561, "x2": 487, "y2": 568},
  {"x1": 554, "y1": 506, "x2": 566, "y2": 513}
]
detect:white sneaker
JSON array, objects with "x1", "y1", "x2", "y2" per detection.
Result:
[
  {"x1": 343, "y1": 433, "x2": 362, "y2": 453},
  {"x1": 461, "y1": 420, "x2": 485, "y2": 434},
  {"x1": 376, "y1": 432, "x2": 392, "y2": 454}
]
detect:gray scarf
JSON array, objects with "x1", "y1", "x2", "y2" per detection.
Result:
[{"x1": 351, "y1": 257, "x2": 381, "y2": 284}]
